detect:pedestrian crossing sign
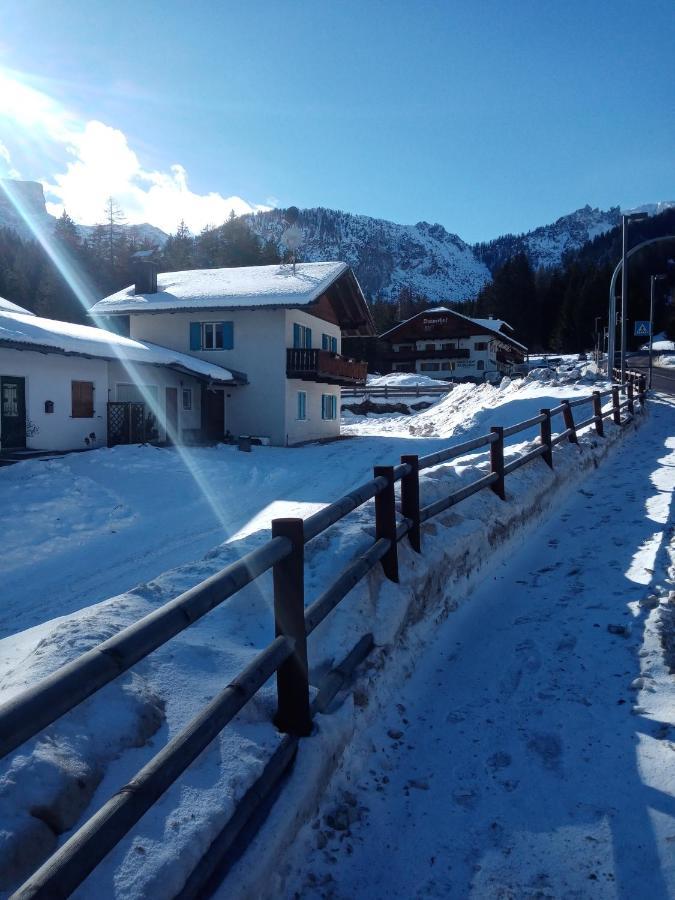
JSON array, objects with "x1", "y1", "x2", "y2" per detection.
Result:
[{"x1": 634, "y1": 321, "x2": 651, "y2": 337}]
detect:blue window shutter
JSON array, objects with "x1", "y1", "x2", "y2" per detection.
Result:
[
  {"x1": 306, "y1": 327, "x2": 312, "y2": 349},
  {"x1": 221, "y1": 321, "x2": 234, "y2": 349},
  {"x1": 331, "y1": 336, "x2": 338, "y2": 353},
  {"x1": 322, "y1": 333, "x2": 329, "y2": 350},
  {"x1": 293, "y1": 323, "x2": 301, "y2": 348},
  {"x1": 190, "y1": 322, "x2": 201, "y2": 351},
  {"x1": 332, "y1": 395, "x2": 337, "y2": 418},
  {"x1": 321, "y1": 395, "x2": 326, "y2": 419}
]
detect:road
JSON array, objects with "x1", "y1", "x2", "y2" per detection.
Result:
[
  {"x1": 282, "y1": 394, "x2": 675, "y2": 899},
  {"x1": 627, "y1": 353, "x2": 675, "y2": 395}
]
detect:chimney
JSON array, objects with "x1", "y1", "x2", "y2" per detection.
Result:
[{"x1": 133, "y1": 251, "x2": 158, "y2": 294}]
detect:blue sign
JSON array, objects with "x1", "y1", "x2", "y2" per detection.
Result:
[{"x1": 634, "y1": 321, "x2": 651, "y2": 337}]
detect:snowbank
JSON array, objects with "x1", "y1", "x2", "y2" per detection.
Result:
[
  {"x1": 656, "y1": 354, "x2": 675, "y2": 368},
  {"x1": 366, "y1": 372, "x2": 452, "y2": 388}
]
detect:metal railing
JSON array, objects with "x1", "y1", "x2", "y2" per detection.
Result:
[{"x1": 2, "y1": 374, "x2": 646, "y2": 899}]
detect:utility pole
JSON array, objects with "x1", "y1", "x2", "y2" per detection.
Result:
[
  {"x1": 619, "y1": 212, "x2": 648, "y2": 383},
  {"x1": 649, "y1": 273, "x2": 667, "y2": 388}
]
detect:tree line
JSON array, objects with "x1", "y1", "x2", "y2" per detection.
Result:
[{"x1": 0, "y1": 200, "x2": 673, "y2": 352}]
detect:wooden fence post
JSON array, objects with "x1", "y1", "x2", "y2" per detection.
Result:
[
  {"x1": 272, "y1": 518, "x2": 312, "y2": 737},
  {"x1": 592, "y1": 391, "x2": 604, "y2": 437},
  {"x1": 539, "y1": 408, "x2": 553, "y2": 468},
  {"x1": 638, "y1": 374, "x2": 647, "y2": 406},
  {"x1": 612, "y1": 386, "x2": 621, "y2": 425},
  {"x1": 374, "y1": 466, "x2": 399, "y2": 582},
  {"x1": 627, "y1": 379, "x2": 634, "y2": 415},
  {"x1": 400, "y1": 454, "x2": 421, "y2": 553},
  {"x1": 489, "y1": 426, "x2": 506, "y2": 500},
  {"x1": 561, "y1": 400, "x2": 578, "y2": 444}
]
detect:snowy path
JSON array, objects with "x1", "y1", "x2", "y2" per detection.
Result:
[{"x1": 282, "y1": 395, "x2": 675, "y2": 899}]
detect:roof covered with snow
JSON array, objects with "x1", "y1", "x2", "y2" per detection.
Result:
[
  {"x1": 0, "y1": 295, "x2": 34, "y2": 316},
  {"x1": 90, "y1": 262, "x2": 350, "y2": 315},
  {"x1": 0, "y1": 311, "x2": 239, "y2": 383}
]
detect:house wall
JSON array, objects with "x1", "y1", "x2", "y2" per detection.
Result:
[
  {"x1": 127, "y1": 307, "x2": 343, "y2": 446},
  {"x1": 0, "y1": 347, "x2": 107, "y2": 451},
  {"x1": 390, "y1": 333, "x2": 517, "y2": 382},
  {"x1": 105, "y1": 361, "x2": 204, "y2": 442}
]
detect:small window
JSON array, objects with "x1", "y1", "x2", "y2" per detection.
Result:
[
  {"x1": 72, "y1": 381, "x2": 94, "y2": 418},
  {"x1": 424, "y1": 343, "x2": 435, "y2": 351},
  {"x1": 321, "y1": 394, "x2": 337, "y2": 420},
  {"x1": 475, "y1": 342, "x2": 488, "y2": 351},
  {"x1": 477, "y1": 360, "x2": 485, "y2": 370},
  {"x1": 190, "y1": 321, "x2": 234, "y2": 351},
  {"x1": 321, "y1": 333, "x2": 338, "y2": 353},
  {"x1": 420, "y1": 362, "x2": 440, "y2": 372},
  {"x1": 182, "y1": 388, "x2": 192, "y2": 410},
  {"x1": 441, "y1": 342, "x2": 456, "y2": 350},
  {"x1": 293, "y1": 323, "x2": 312, "y2": 349},
  {"x1": 297, "y1": 391, "x2": 307, "y2": 420}
]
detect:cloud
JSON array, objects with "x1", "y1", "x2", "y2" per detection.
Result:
[
  {"x1": 0, "y1": 67, "x2": 272, "y2": 234},
  {"x1": 0, "y1": 140, "x2": 21, "y2": 179}
]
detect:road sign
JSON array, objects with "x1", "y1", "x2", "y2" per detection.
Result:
[{"x1": 634, "y1": 321, "x2": 651, "y2": 337}]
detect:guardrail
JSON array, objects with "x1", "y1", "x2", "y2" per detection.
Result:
[{"x1": 2, "y1": 375, "x2": 646, "y2": 898}]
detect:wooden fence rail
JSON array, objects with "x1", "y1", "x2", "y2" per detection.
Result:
[{"x1": 3, "y1": 375, "x2": 646, "y2": 899}]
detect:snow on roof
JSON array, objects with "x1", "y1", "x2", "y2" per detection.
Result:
[
  {"x1": 0, "y1": 295, "x2": 34, "y2": 316},
  {"x1": 471, "y1": 317, "x2": 513, "y2": 333},
  {"x1": 90, "y1": 262, "x2": 349, "y2": 314},
  {"x1": 0, "y1": 311, "x2": 238, "y2": 383}
]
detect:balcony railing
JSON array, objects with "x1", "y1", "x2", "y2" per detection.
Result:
[
  {"x1": 384, "y1": 348, "x2": 471, "y2": 362},
  {"x1": 286, "y1": 348, "x2": 368, "y2": 386}
]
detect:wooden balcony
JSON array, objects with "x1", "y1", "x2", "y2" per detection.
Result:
[
  {"x1": 286, "y1": 348, "x2": 368, "y2": 386},
  {"x1": 383, "y1": 347, "x2": 471, "y2": 362}
]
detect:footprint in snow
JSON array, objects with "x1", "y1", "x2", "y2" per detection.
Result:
[{"x1": 527, "y1": 732, "x2": 563, "y2": 770}]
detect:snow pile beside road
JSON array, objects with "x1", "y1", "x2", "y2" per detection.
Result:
[
  {"x1": 656, "y1": 354, "x2": 675, "y2": 368},
  {"x1": 366, "y1": 372, "x2": 451, "y2": 388}
]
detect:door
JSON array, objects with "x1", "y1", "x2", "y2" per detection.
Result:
[
  {"x1": 1, "y1": 376, "x2": 26, "y2": 449},
  {"x1": 165, "y1": 387, "x2": 178, "y2": 443},
  {"x1": 204, "y1": 388, "x2": 225, "y2": 441}
]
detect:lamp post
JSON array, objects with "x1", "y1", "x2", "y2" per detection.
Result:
[
  {"x1": 618, "y1": 212, "x2": 648, "y2": 384},
  {"x1": 649, "y1": 273, "x2": 667, "y2": 389}
]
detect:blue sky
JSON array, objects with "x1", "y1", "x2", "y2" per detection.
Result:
[{"x1": 0, "y1": 0, "x2": 673, "y2": 241}]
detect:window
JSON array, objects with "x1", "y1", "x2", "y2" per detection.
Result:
[
  {"x1": 189, "y1": 321, "x2": 234, "y2": 351},
  {"x1": 321, "y1": 394, "x2": 337, "y2": 420},
  {"x1": 441, "y1": 342, "x2": 456, "y2": 350},
  {"x1": 475, "y1": 342, "x2": 488, "y2": 351},
  {"x1": 420, "y1": 362, "x2": 440, "y2": 371},
  {"x1": 293, "y1": 323, "x2": 312, "y2": 348},
  {"x1": 72, "y1": 381, "x2": 94, "y2": 418},
  {"x1": 182, "y1": 388, "x2": 192, "y2": 410},
  {"x1": 424, "y1": 343, "x2": 435, "y2": 351},
  {"x1": 321, "y1": 333, "x2": 338, "y2": 353},
  {"x1": 297, "y1": 391, "x2": 307, "y2": 420},
  {"x1": 477, "y1": 360, "x2": 485, "y2": 370}
]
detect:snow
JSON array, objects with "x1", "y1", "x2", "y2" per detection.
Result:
[
  {"x1": 0, "y1": 295, "x2": 33, "y2": 316},
  {"x1": 89, "y1": 262, "x2": 348, "y2": 314},
  {"x1": 656, "y1": 354, "x2": 675, "y2": 369},
  {"x1": 0, "y1": 365, "x2": 663, "y2": 896},
  {"x1": 0, "y1": 311, "x2": 235, "y2": 383},
  {"x1": 653, "y1": 340, "x2": 675, "y2": 352},
  {"x1": 366, "y1": 372, "x2": 450, "y2": 388},
  {"x1": 270, "y1": 395, "x2": 675, "y2": 899}
]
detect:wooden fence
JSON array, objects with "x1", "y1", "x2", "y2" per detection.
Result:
[
  {"x1": 341, "y1": 383, "x2": 452, "y2": 400},
  {"x1": 1, "y1": 374, "x2": 646, "y2": 899}
]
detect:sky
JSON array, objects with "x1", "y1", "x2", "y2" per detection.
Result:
[{"x1": 0, "y1": 0, "x2": 673, "y2": 242}]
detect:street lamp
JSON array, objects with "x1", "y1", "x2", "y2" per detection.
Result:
[
  {"x1": 619, "y1": 212, "x2": 648, "y2": 383},
  {"x1": 649, "y1": 273, "x2": 667, "y2": 388}
]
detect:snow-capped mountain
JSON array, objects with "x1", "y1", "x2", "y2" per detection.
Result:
[
  {"x1": 0, "y1": 180, "x2": 167, "y2": 248},
  {"x1": 246, "y1": 207, "x2": 491, "y2": 301}
]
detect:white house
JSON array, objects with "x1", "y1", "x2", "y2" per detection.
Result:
[
  {"x1": 379, "y1": 306, "x2": 527, "y2": 382},
  {"x1": 0, "y1": 296, "x2": 237, "y2": 454},
  {"x1": 91, "y1": 261, "x2": 374, "y2": 446}
]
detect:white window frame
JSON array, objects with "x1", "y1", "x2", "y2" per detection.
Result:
[
  {"x1": 321, "y1": 393, "x2": 337, "y2": 420},
  {"x1": 202, "y1": 322, "x2": 224, "y2": 350}
]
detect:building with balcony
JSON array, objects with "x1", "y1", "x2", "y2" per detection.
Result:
[
  {"x1": 379, "y1": 307, "x2": 527, "y2": 382},
  {"x1": 91, "y1": 261, "x2": 374, "y2": 446}
]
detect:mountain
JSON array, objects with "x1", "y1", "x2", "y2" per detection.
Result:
[
  {"x1": 246, "y1": 207, "x2": 491, "y2": 301},
  {"x1": 0, "y1": 180, "x2": 168, "y2": 248}
]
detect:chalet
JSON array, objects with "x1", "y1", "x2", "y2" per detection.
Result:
[
  {"x1": 379, "y1": 307, "x2": 527, "y2": 382},
  {"x1": 0, "y1": 296, "x2": 237, "y2": 453},
  {"x1": 91, "y1": 261, "x2": 374, "y2": 446}
]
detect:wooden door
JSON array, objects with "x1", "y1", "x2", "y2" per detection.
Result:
[
  {"x1": 1, "y1": 376, "x2": 26, "y2": 449},
  {"x1": 204, "y1": 388, "x2": 225, "y2": 440},
  {"x1": 165, "y1": 387, "x2": 178, "y2": 443}
]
